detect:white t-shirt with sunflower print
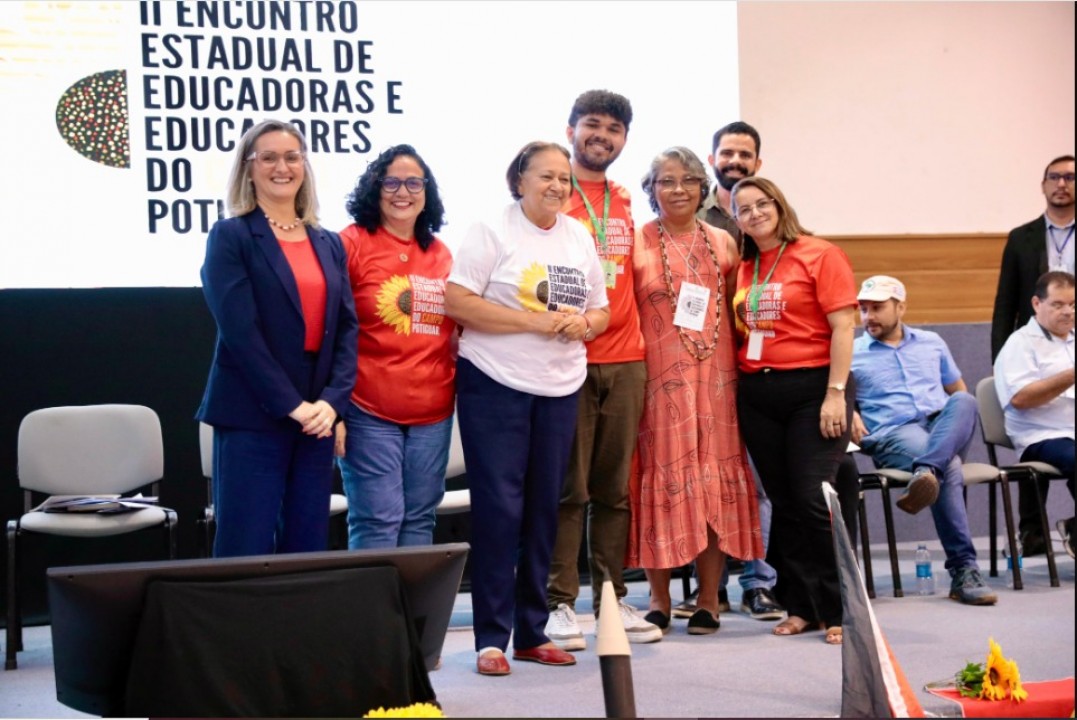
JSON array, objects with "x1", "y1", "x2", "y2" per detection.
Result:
[{"x1": 449, "y1": 202, "x2": 609, "y2": 397}]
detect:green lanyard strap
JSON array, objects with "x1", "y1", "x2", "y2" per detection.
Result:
[
  {"x1": 749, "y1": 241, "x2": 787, "y2": 314},
  {"x1": 570, "y1": 176, "x2": 610, "y2": 254}
]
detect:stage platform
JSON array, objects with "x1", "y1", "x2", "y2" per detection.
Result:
[{"x1": 2, "y1": 538, "x2": 1073, "y2": 718}]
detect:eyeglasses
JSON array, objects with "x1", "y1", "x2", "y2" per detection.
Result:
[
  {"x1": 1044, "y1": 172, "x2": 1076, "y2": 184},
  {"x1": 247, "y1": 150, "x2": 305, "y2": 167},
  {"x1": 655, "y1": 176, "x2": 703, "y2": 191},
  {"x1": 381, "y1": 176, "x2": 428, "y2": 194},
  {"x1": 735, "y1": 197, "x2": 775, "y2": 220}
]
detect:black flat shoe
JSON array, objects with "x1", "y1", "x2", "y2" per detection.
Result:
[
  {"x1": 643, "y1": 610, "x2": 671, "y2": 632},
  {"x1": 686, "y1": 609, "x2": 720, "y2": 635}
]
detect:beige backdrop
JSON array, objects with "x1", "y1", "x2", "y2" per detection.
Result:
[{"x1": 737, "y1": 1, "x2": 1075, "y2": 236}]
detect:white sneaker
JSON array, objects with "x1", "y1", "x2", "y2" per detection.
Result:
[
  {"x1": 616, "y1": 600, "x2": 663, "y2": 644},
  {"x1": 545, "y1": 603, "x2": 586, "y2": 651}
]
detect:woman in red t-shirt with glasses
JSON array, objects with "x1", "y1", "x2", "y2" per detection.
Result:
[
  {"x1": 730, "y1": 176, "x2": 857, "y2": 646},
  {"x1": 335, "y1": 144, "x2": 457, "y2": 550}
]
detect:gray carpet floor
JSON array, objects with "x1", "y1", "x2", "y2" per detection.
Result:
[{"x1": 1, "y1": 538, "x2": 1073, "y2": 718}]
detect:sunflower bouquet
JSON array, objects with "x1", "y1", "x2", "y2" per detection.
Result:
[{"x1": 952, "y1": 637, "x2": 1028, "y2": 702}]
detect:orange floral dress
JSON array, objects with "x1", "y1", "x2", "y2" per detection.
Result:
[{"x1": 626, "y1": 220, "x2": 762, "y2": 569}]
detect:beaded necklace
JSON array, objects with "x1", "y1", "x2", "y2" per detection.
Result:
[
  {"x1": 265, "y1": 213, "x2": 303, "y2": 231},
  {"x1": 656, "y1": 219, "x2": 723, "y2": 361}
]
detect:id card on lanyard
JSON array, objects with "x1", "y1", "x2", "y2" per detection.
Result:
[
  {"x1": 746, "y1": 242, "x2": 787, "y2": 361},
  {"x1": 571, "y1": 176, "x2": 617, "y2": 289},
  {"x1": 1049, "y1": 224, "x2": 1074, "y2": 272}
]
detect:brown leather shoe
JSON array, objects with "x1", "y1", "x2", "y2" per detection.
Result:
[
  {"x1": 476, "y1": 650, "x2": 511, "y2": 676},
  {"x1": 512, "y1": 645, "x2": 577, "y2": 666}
]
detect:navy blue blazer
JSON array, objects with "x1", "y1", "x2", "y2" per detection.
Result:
[
  {"x1": 196, "y1": 211, "x2": 358, "y2": 431},
  {"x1": 990, "y1": 215, "x2": 1048, "y2": 360}
]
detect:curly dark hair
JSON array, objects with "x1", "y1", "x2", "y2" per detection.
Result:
[
  {"x1": 344, "y1": 144, "x2": 446, "y2": 251},
  {"x1": 568, "y1": 89, "x2": 633, "y2": 131}
]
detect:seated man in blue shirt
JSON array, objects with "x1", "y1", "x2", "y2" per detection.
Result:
[{"x1": 850, "y1": 275, "x2": 997, "y2": 605}]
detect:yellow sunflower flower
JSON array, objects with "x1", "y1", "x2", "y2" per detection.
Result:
[
  {"x1": 981, "y1": 638, "x2": 1009, "y2": 700},
  {"x1": 1007, "y1": 659, "x2": 1028, "y2": 702},
  {"x1": 363, "y1": 701, "x2": 444, "y2": 717},
  {"x1": 979, "y1": 637, "x2": 1026, "y2": 703}
]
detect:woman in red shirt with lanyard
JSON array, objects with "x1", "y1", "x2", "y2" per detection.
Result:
[{"x1": 730, "y1": 177, "x2": 857, "y2": 645}]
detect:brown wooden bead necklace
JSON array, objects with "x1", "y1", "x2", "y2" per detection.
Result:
[{"x1": 656, "y1": 219, "x2": 723, "y2": 361}]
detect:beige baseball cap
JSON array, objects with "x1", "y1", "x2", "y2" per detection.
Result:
[{"x1": 857, "y1": 275, "x2": 907, "y2": 302}]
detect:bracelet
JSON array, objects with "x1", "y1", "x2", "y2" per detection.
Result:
[{"x1": 583, "y1": 315, "x2": 594, "y2": 341}]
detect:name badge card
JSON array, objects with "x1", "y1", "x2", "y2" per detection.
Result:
[
  {"x1": 673, "y1": 281, "x2": 709, "y2": 332},
  {"x1": 602, "y1": 259, "x2": 618, "y2": 289},
  {"x1": 746, "y1": 330, "x2": 764, "y2": 361}
]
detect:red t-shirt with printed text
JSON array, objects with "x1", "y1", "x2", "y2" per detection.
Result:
[
  {"x1": 733, "y1": 235, "x2": 856, "y2": 372},
  {"x1": 562, "y1": 178, "x2": 645, "y2": 364},
  {"x1": 340, "y1": 224, "x2": 456, "y2": 425}
]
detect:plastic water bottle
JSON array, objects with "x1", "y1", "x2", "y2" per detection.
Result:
[
  {"x1": 1003, "y1": 537, "x2": 1023, "y2": 588},
  {"x1": 915, "y1": 544, "x2": 935, "y2": 595}
]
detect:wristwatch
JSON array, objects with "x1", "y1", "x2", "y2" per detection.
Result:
[{"x1": 827, "y1": 382, "x2": 846, "y2": 392}]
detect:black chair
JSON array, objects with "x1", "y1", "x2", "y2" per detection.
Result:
[{"x1": 857, "y1": 460, "x2": 1003, "y2": 598}]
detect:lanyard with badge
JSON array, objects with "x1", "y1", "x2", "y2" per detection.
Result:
[
  {"x1": 1048, "y1": 224, "x2": 1075, "y2": 271},
  {"x1": 745, "y1": 241, "x2": 787, "y2": 361},
  {"x1": 571, "y1": 176, "x2": 617, "y2": 289}
]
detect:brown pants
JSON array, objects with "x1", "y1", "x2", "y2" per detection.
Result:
[{"x1": 547, "y1": 361, "x2": 646, "y2": 613}]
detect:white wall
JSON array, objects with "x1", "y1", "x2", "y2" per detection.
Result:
[{"x1": 738, "y1": 1, "x2": 1075, "y2": 235}]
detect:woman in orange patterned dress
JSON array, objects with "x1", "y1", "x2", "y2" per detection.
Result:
[{"x1": 627, "y1": 147, "x2": 762, "y2": 635}]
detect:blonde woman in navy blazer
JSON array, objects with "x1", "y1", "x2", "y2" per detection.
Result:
[{"x1": 197, "y1": 120, "x2": 358, "y2": 557}]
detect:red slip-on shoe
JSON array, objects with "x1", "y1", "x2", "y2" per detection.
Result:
[
  {"x1": 512, "y1": 645, "x2": 577, "y2": 666},
  {"x1": 476, "y1": 649, "x2": 511, "y2": 676}
]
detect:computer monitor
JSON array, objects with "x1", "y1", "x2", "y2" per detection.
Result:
[{"x1": 47, "y1": 543, "x2": 469, "y2": 716}]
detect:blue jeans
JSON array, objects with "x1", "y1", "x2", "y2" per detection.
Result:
[
  {"x1": 861, "y1": 391, "x2": 979, "y2": 573},
  {"x1": 721, "y1": 462, "x2": 777, "y2": 591},
  {"x1": 338, "y1": 403, "x2": 452, "y2": 549}
]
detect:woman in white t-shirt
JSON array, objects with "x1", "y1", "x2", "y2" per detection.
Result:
[{"x1": 445, "y1": 142, "x2": 610, "y2": 677}]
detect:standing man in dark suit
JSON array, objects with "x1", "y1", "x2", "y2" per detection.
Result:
[
  {"x1": 991, "y1": 154, "x2": 1075, "y2": 554},
  {"x1": 993, "y1": 155, "x2": 1075, "y2": 360}
]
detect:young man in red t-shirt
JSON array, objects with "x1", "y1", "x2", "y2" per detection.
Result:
[{"x1": 544, "y1": 90, "x2": 662, "y2": 648}]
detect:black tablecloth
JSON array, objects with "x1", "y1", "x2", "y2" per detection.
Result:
[{"x1": 123, "y1": 565, "x2": 435, "y2": 717}]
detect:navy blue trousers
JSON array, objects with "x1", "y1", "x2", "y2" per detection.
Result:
[
  {"x1": 212, "y1": 355, "x2": 334, "y2": 557},
  {"x1": 456, "y1": 358, "x2": 580, "y2": 652},
  {"x1": 212, "y1": 425, "x2": 334, "y2": 557},
  {"x1": 1020, "y1": 437, "x2": 1076, "y2": 536}
]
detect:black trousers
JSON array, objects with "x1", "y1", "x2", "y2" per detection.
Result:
[{"x1": 737, "y1": 366, "x2": 853, "y2": 628}]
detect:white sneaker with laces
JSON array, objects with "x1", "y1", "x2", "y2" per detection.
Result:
[
  {"x1": 545, "y1": 603, "x2": 586, "y2": 651},
  {"x1": 614, "y1": 600, "x2": 663, "y2": 644}
]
